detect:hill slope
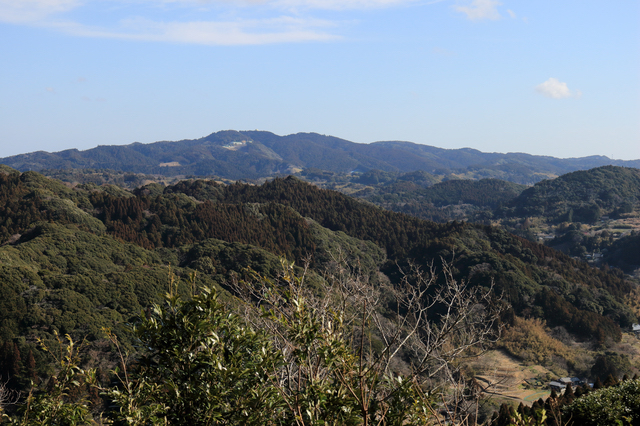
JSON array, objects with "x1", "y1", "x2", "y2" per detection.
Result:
[
  {"x1": 502, "y1": 166, "x2": 640, "y2": 223},
  {"x1": 0, "y1": 167, "x2": 636, "y2": 386}
]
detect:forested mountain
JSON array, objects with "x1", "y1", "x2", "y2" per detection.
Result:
[
  {"x1": 501, "y1": 166, "x2": 640, "y2": 223},
  {"x1": 0, "y1": 167, "x2": 633, "y2": 354},
  {"x1": 2, "y1": 130, "x2": 639, "y2": 184},
  {"x1": 1, "y1": 164, "x2": 639, "y2": 423},
  {"x1": 348, "y1": 175, "x2": 527, "y2": 222}
]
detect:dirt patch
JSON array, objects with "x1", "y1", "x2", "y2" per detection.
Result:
[{"x1": 470, "y1": 350, "x2": 553, "y2": 406}]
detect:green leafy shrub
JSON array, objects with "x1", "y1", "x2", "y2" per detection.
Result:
[
  {"x1": 115, "y1": 282, "x2": 284, "y2": 425},
  {"x1": 566, "y1": 378, "x2": 640, "y2": 425}
]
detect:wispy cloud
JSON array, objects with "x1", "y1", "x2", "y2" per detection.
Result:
[
  {"x1": 50, "y1": 16, "x2": 340, "y2": 45},
  {"x1": 0, "y1": 0, "x2": 79, "y2": 23},
  {"x1": 454, "y1": 0, "x2": 502, "y2": 21},
  {"x1": 535, "y1": 78, "x2": 581, "y2": 99},
  {"x1": 0, "y1": 0, "x2": 425, "y2": 45},
  {"x1": 0, "y1": 0, "x2": 390, "y2": 45}
]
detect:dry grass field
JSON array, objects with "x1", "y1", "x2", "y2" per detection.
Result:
[
  {"x1": 470, "y1": 350, "x2": 553, "y2": 406},
  {"x1": 473, "y1": 329, "x2": 640, "y2": 408}
]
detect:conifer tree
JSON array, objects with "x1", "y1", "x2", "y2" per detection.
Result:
[
  {"x1": 562, "y1": 382, "x2": 574, "y2": 405},
  {"x1": 604, "y1": 373, "x2": 618, "y2": 387},
  {"x1": 593, "y1": 377, "x2": 603, "y2": 389},
  {"x1": 25, "y1": 350, "x2": 37, "y2": 384}
]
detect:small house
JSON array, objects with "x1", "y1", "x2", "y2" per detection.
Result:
[{"x1": 549, "y1": 381, "x2": 566, "y2": 392}]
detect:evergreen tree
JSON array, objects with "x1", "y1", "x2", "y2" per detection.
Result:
[
  {"x1": 594, "y1": 377, "x2": 603, "y2": 389},
  {"x1": 25, "y1": 349, "x2": 37, "y2": 384},
  {"x1": 562, "y1": 382, "x2": 574, "y2": 405},
  {"x1": 604, "y1": 374, "x2": 619, "y2": 387}
]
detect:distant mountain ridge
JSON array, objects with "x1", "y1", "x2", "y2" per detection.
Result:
[{"x1": 2, "y1": 130, "x2": 639, "y2": 184}]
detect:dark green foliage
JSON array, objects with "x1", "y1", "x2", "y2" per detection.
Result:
[
  {"x1": 0, "y1": 167, "x2": 635, "y2": 388},
  {"x1": 350, "y1": 176, "x2": 525, "y2": 223},
  {"x1": 566, "y1": 378, "x2": 640, "y2": 426},
  {"x1": 503, "y1": 166, "x2": 640, "y2": 223},
  {"x1": 177, "y1": 238, "x2": 294, "y2": 287},
  {"x1": 125, "y1": 286, "x2": 283, "y2": 425},
  {"x1": 0, "y1": 266, "x2": 36, "y2": 341},
  {"x1": 591, "y1": 352, "x2": 632, "y2": 382},
  {"x1": 167, "y1": 176, "x2": 633, "y2": 341},
  {"x1": 601, "y1": 231, "x2": 640, "y2": 273},
  {"x1": 0, "y1": 342, "x2": 21, "y2": 386},
  {"x1": 41, "y1": 168, "x2": 164, "y2": 189},
  {"x1": 0, "y1": 221, "x2": 228, "y2": 371},
  {"x1": 90, "y1": 189, "x2": 317, "y2": 262},
  {"x1": 6, "y1": 333, "x2": 96, "y2": 425},
  {"x1": 535, "y1": 289, "x2": 622, "y2": 344}
]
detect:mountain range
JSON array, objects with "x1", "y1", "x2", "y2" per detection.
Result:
[{"x1": 2, "y1": 130, "x2": 639, "y2": 184}]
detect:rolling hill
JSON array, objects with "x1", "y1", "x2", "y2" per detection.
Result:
[
  {"x1": 0, "y1": 167, "x2": 634, "y2": 354},
  {"x1": 501, "y1": 166, "x2": 640, "y2": 223}
]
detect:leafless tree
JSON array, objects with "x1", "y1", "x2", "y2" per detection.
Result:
[
  {"x1": 0, "y1": 378, "x2": 20, "y2": 416},
  {"x1": 229, "y1": 253, "x2": 504, "y2": 425}
]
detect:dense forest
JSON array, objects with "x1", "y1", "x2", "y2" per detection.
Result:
[
  {"x1": 0, "y1": 167, "x2": 634, "y2": 346},
  {"x1": 0, "y1": 164, "x2": 638, "y2": 424},
  {"x1": 500, "y1": 166, "x2": 640, "y2": 223}
]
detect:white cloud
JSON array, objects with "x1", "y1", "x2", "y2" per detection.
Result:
[
  {"x1": 0, "y1": 0, "x2": 79, "y2": 23},
  {"x1": 52, "y1": 16, "x2": 339, "y2": 45},
  {"x1": 535, "y1": 78, "x2": 581, "y2": 99},
  {"x1": 454, "y1": 0, "x2": 501, "y2": 21},
  {"x1": 506, "y1": 9, "x2": 515, "y2": 18},
  {"x1": 141, "y1": 16, "x2": 340, "y2": 44}
]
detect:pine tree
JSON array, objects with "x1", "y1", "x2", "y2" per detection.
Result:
[
  {"x1": 9, "y1": 343, "x2": 22, "y2": 387},
  {"x1": 594, "y1": 377, "x2": 603, "y2": 389},
  {"x1": 495, "y1": 403, "x2": 512, "y2": 426},
  {"x1": 25, "y1": 349, "x2": 37, "y2": 384},
  {"x1": 0, "y1": 341, "x2": 12, "y2": 381},
  {"x1": 604, "y1": 374, "x2": 618, "y2": 387}
]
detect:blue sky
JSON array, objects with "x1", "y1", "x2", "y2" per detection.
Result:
[{"x1": 1, "y1": 0, "x2": 638, "y2": 160}]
